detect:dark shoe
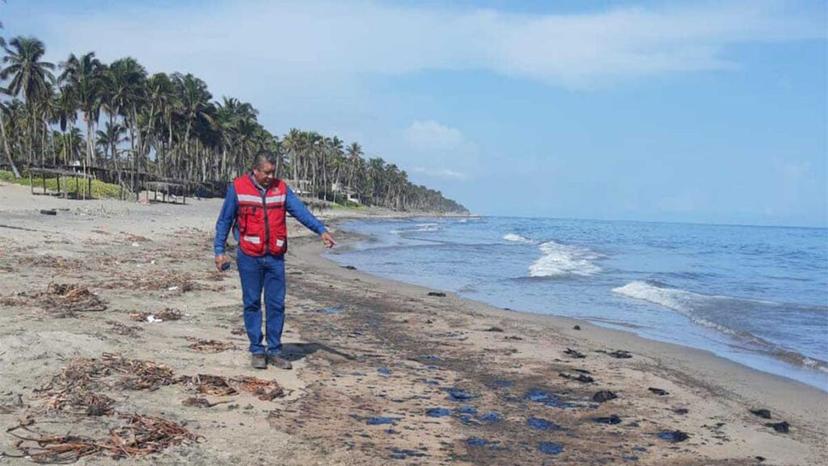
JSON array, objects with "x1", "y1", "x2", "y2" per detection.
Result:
[
  {"x1": 251, "y1": 353, "x2": 267, "y2": 369},
  {"x1": 267, "y1": 354, "x2": 292, "y2": 370}
]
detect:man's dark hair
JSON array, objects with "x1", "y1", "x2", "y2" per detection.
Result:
[{"x1": 252, "y1": 151, "x2": 277, "y2": 170}]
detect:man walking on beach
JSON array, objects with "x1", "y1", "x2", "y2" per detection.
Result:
[{"x1": 214, "y1": 152, "x2": 336, "y2": 369}]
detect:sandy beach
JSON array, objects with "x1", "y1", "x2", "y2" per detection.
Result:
[{"x1": 0, "y1": 182, "x2": 825, "y2": 465}]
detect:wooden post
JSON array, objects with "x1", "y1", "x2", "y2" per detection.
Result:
[
  {"x1": 88, "y1": 177, "x2": 92, "y2": 199},
  {"x1": 42, "y1": 172, "x2": 46, "y2": 194},
  {"x1": 56, "y1": 175, "x2": 61, "y2": 197}
]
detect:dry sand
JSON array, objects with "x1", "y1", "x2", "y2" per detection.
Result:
[{"x1": 0, "y1": 182, "x2": 825, "y2": 465}]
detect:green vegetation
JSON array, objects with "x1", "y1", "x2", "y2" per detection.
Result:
[
  {"x1": 0, "y1": 169, "x2": 123, "y2": 199},
  {"x1": 0, "y1": 35, "x2": 467, "y2": 213}
]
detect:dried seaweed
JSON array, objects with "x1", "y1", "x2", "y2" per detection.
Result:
[
  {"x1": 7, "y1": 414, "x2": 200, "y2": 463},
  {"x1": 43, "y1": 389, "x2": 115, "y2": 416},
  {"x1": 233, "y1": 376, "x2": 285, "y2": 401},
  {"x1": 185, "y1": 338, "x2": 236, "y2": 353},
  {"x1": 181, "y1": 397, "x2": 230, "y2": 408},
  {"x1": 0, "y1": 283, "x2": 107, "y2": 317},
  {"x1": 16, "y1": 255, "x2": 83, "y2": 270},
  {"x1": 106, "y1": 320, "x2": 144, "y2": 337},
  {"x1": 98, "y1": 271, "x2": 196, "y2": 293},
  {"x1": 103, "y1": 354, "x2": 176, "y2": 391},
  {"x1": 176, "y1": 374, "x2": 285, "y2": 401},
  {"x1": 176, "y1": 374, "x2": 238, "y2": 396},
  {"x1": 129, "y1": 308, "x2": 183, "y2": 322},
  {"x1": 38, "y1": 354, "x2": 176, "y2": 398}
]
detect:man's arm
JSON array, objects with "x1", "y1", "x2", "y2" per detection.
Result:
[
  {"x1": 214, "y1": 184, "x2": 238, "y2": 257},
  {"x1": 285, "y1": 187, "x2": 336, "y2": 248},
  {"x1": 285, "y1": 187, "x2": 326, "y2": 234}
]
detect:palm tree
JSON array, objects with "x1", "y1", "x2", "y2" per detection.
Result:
[
  {"x1": 50, "y1": 85, "x2": 78, "y2": 165},
  {"x1": 143, "y1": 72, "x2": 176, "y2": 176},
  {"x1": 282, "y1": 128, "x2": 303, "y2": 186},
  {"x1": 172, "y1": 73, "x2": 212, "y2": 178},
  {"x1": 0, "y1": 87, "x2": 19, "y2": 177},
  {"x1": 0, "y1": 34, "x2": 18, "y2": 178},
  {"x1": 53, "y1": 127, "x2": 83, "y2": 165},
  {"x1": 95, "y1": 121, "x2": 126, "y2": 161},
  {"x1": 59, "y1": 52, "x2": 103, "y2": 181},
  {"x1": 345, "y1": 141, "x2": 363, "y2": 192},
  {"x1": 0, "y1": 35, "x2": 468, "y2": 212},
  {"x1": 102, "y1": 57, "x2": 147, "y2": 187},
  {"x1": 1, "y1": 36, "x2": 55, "y2": 168}
]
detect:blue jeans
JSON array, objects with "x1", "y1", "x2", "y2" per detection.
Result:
[{"x1": 237, "y1": 250, "x2": 286, "y2": 356}]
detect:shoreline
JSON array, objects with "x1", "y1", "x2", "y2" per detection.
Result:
[
  {"x1": 1, "y1": 183, "x2": 825, "y2": 465},
  {"x1": 309, "y1": 228, "x2": 827, "y2": 408},
  {"x1": 323, "y1": 216, "x2": 828, "y2": 393}
]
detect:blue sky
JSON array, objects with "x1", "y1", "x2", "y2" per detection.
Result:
[{"x1": 3, "y1": 0, "x2": 826, "y2": 226}]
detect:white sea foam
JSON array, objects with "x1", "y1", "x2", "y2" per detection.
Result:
[
  {"x1": 612, "y1": 281, "x2": 700, "y2": 313},
  {"x1": 612, "y1": 281, "x2": 749, "y2": 338},
  {"x1": 503, "y1": 233, "x2": 534, "y2": 244},
  {"x1": 414, "y1": 223, "x2": 440, "y2": 232},
  {"x1": 613, "y1": 281, "x2": 828, "y2": 372},
  {"x1": 528, "y1": 241, "x2": 602, "y2": 277}
]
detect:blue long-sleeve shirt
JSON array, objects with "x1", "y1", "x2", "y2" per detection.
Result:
[{"x1": 214, "y1": 180, "x2": 327, "y2": 256}]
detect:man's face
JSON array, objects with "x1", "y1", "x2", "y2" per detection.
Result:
[{"x1": 253, "y1": 162, "x2": 275, "y2": 186}]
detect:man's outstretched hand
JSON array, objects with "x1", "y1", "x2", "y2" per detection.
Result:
[{"x1": 321, "y1": 231, "x2": 336, "y2": 248}]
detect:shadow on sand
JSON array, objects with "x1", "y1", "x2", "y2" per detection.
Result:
[{"x1": 281, "y1": 342, "x2": 356, "y2": 362}]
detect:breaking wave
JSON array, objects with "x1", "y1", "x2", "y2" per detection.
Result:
[
  {"x1": 503, "y1": 233, "x2": 534, "y2": 244},
  {"x1": 529, "y1": 241, "x2": 602, "y2": 277},
  {"x1": 414, "y1": 223, "x2": 440, "y2": 232},
  {"x1": 612, "y1": 281, "x2": 828, "y2": 373}
]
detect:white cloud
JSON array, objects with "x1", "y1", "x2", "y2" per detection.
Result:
[
  {"x1": 400, "y1": 120, "x2": 478, "y2": 183},
  {"x1": 19, "y1": 0, "x2": 826, "y2": 94},
  {"x1": 410, "y1": 167, "x2": 469, "y2": 181},
  {"x1": 404, "y1": 120, "x2": 465, "y2": 150}
]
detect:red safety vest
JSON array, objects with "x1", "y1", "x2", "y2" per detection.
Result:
[{"x1": 233, "y1": 174, "x2": 288, "y2": 256}]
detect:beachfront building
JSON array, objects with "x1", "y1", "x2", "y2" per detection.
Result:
[
  {"x1": 331, "y1": 182, "x2": 361, "y2": 204},
  {"x1": 283, "y1": 179, "x2": 312, "y2": 195}
]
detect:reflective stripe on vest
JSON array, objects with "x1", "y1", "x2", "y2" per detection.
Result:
[
  {"x1": 237, "y1": 193, "x2": 262, "y2": 205},
  {"x1": 243, "y1": 235, "x2": 261, "y2": 244}
]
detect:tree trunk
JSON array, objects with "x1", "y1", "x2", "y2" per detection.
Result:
[{"x1": 0, "y1": 110, "x2": 20, "y2": 178}]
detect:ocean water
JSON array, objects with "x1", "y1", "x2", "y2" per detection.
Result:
[{"x1": 326, "y1": 217, "x2": 828, "y2": 390}]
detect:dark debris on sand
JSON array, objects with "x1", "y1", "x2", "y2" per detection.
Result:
[
  {"x1": 559, "y1": 372, "x2": 594, "y2": 383},
  {"x1": 657, "y1": 430, "x2": 690, "y2": 443},
  {"x1": 597, "y1": 349, "x2": 633, "y2": 359},
  {"x1": 592, "y1": 390, "x2": 618, "y2": 403},
  {"x1": 765, "y1": 421, "x2": 790, "y2": 433}
]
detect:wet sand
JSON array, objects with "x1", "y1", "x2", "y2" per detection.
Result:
[{"x1": 0, "y1": 182, "x2": 825, "y2": 465}]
